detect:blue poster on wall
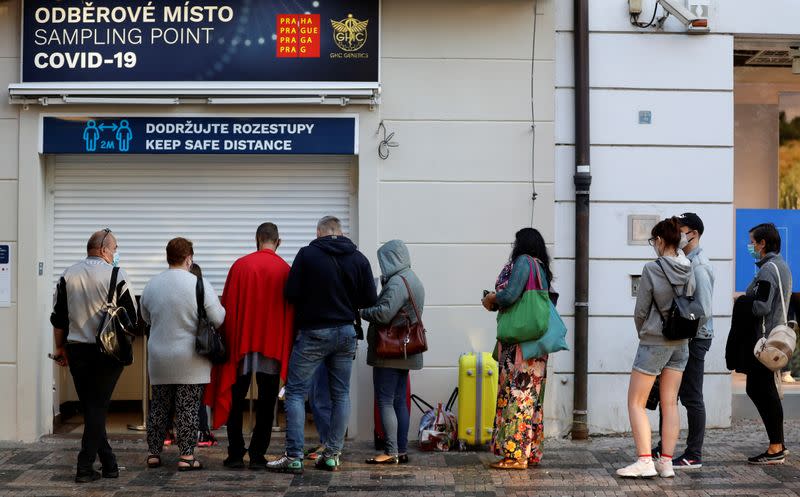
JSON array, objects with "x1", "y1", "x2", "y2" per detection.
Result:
[
  {"x1": 42, "y1": 116, "x2": 357, "y2": 155},
  {"x1": 22, "y1": 0, "x2": 379, "y2": 84},
  {"x1": 736, "y1": 209, "x2": 800, "y2": 292}
]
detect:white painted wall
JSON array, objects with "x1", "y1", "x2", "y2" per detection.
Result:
[
  {"x1": 377, "y1": 0, "x2": 557, "y2": 439},
  {"x1": 553, "y1": 0, "x2": 736, "y2": 435}
]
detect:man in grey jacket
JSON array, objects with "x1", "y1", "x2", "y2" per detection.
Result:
[
  {"x1": 654, "y1": 213, "x2": 715, "y2": 469},
  {"x1": 51, "y1": 229, "x2": 137, "y2": 483}
]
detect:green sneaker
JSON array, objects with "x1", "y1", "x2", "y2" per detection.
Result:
[
  {"x1": 265, "y1": 455, "x2": 303, "y2": 474},
  {"x1": 314, "y1": 453, "x2": 341, "y2": 472}
]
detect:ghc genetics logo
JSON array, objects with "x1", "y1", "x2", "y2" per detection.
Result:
[{"x1": 330, "y1": 14, "x2": 368, "y2": 52}]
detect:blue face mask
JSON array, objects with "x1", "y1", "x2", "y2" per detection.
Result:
[
  {"x1": 112, "y1": 252, "x2": 120, "y2": 267},
  {"x1": 747, "y1": 244, "x2": 760, "y2": 259}
]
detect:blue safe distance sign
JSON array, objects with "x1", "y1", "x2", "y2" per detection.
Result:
[{"x1": 42, "y1": 116, "x2": 357, "y2": 155}]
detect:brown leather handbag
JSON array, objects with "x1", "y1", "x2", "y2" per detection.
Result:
[{"x1": 376, "y1": 276, "x2": 428, "y2": 359}]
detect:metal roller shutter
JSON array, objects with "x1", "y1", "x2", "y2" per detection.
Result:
[{"x1": 51, "y1": 155, "x2": 354, "y2": 294}]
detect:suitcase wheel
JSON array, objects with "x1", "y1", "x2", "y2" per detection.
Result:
[{"x1": 458, "y1": 440, "x2": 467, "y2": 452}]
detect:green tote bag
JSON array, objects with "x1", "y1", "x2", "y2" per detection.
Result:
[{"x1": 496, "y1": 257, "x2": 551, "y2": 344}]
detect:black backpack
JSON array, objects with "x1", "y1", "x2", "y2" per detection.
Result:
[{"x1": 654, "y1": 260, "x2": 705, "y2": 341}]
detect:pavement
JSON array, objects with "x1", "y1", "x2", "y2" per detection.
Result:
[{"x1": 1, "y1": 420, "x2": 800, "y2": 496}]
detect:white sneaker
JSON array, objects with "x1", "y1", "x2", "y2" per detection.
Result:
[
  {"x1": 782, "y1": 372, "x2": 796, "y2": 383},
  {"x1": 616, "y1": 458, "x2": 657, "y2": 478},
  {"x1": 655, "y1": 457, "x2": 675, "y2": 478}
]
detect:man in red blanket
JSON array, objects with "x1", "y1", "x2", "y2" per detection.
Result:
[{"x1": 205, "y1": 222, "x2": 294, "y2": 470}]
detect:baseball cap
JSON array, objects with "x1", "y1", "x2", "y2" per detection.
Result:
[{"x1": 678, "y1": 212, "x2": 704, "y2": 235}]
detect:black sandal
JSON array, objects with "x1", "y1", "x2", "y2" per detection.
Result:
[
  {"x1": 146, "y1": 454, "x2": 162, "y2": 468},
  {"x1": 177, "y1": 457, "x2": 203, "y2": 471},
  {"x1": 365, "y1": 455, "x2": 399, "y2": 465}
]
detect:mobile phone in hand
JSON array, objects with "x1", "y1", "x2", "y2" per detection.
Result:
[{"x1": 47, "y1": 353, "x2": 61, "y2": 362}]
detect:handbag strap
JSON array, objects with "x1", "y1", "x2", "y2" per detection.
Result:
[
  {"x1": 767, "y1": 261, "x2": 788, "y2": 324},
  {"x1": 399, "y1": 275, "x2": 424, "y2": 328},
  {"x1": 195, "y1": 275, "x2": 208, "y2": 320},
  {"x1": 105, "y1": 266, "x2": 120, "y2": 304}
]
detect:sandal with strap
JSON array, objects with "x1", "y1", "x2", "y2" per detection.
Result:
[
  {"x1": 489, "y1": 458, "x2": 528, "y2": 470},
  {"x1": 146, "y1": 454, "x2": 162, "y2": 468},
  {"x1": 177, "y1": 457, "x2": 203, "y2": 472}
]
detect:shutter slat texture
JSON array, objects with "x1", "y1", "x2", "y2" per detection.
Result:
[{"x1": 53, "y1": 156, "x2": 353, "y2": 293}]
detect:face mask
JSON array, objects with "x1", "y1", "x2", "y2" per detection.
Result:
[
  {"x1": 678, "y1": 233, "x2": 689, "y2": 250},
  {"x1": 747, "y1": 244, "x2": 760, "y2": 259},
  {"x1": 112, "y1": 252, "x2": 120, "y2": 267},
  {"x1": 653, "y1": 245, "x2": 662, "y2": 258}
]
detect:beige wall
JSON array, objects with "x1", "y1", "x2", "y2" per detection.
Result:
[{"x1": 0, "y1": 0, "x2": 21, "y2": 440}]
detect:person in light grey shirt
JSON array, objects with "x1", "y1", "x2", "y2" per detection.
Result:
[
  {"x1": 50, "y1": 228, "x2": 137, "y2": 483},
  {"x1": 141, "y1": 237, "x2": 225, "y2": 471}
]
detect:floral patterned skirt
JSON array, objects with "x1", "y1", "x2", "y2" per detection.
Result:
[{"x1": 490, "y1": 343, "x2": 548, "y2": 464}]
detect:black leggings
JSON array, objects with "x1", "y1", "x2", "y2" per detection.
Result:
[{"x1": 746, "y1": 363, "x2": 784, "y2": 445}]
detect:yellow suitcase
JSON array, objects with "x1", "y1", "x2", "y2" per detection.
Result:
[{"x1": 457, "y1": 352, "x2": 499, "y2": 446}]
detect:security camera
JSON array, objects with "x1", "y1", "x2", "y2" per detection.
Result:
[
  {"x1": 657, "y1": 0, "x2": 709, "y2": 31},
  {"x1": 657, "y1": 0, "x2": 697, "y2": 25}
]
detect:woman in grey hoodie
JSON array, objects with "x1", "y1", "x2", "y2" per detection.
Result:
[
  {"x1": 617, "y1": 218, "x2": 694, "y2": 479},
  {"x1": 361, "y1": 240, "x2": 425, "y2": 465},
  {"x1": 744, "y1": 223, "x2": 792, "y2": 465}
]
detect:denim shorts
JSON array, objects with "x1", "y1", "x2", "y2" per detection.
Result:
[{"x1": 633, "y1": 343, "x2": 690, "y2": 376}]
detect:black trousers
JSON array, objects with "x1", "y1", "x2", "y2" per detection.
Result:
[
  {"x1": 227, "y1": 372, "x2": 280, "y2": 460},
  {"x1": 746, "y1": 362, "x2": 784, "y2": 445},
  {"x1": 66, "y1": 343, "x2": 123, "y2": 474},
  {"x1": 679, "y1": 338, "x2": 711, "y2": 458}
]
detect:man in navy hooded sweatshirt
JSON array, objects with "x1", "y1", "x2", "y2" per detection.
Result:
[{"x1": 267, "y1": 215, "x2": 377, "y2": 474}]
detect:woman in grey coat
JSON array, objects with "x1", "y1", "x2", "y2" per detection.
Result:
[
  {"x1": 141, "y1": 237, "x2": 225, "y2": 471},
  {"x1": 744, "y1": 223, "x2": 792, "y2": 465},
  {"x1": 361, "y1": 240, "x2": 425, "y2": 465}
]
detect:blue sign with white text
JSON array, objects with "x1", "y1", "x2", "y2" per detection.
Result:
[
  {"x1": 736, "y1": 209, "x2": 800, "y2": 292},
  {"x1": 22, "y1": 0, "x2": 379, "y2": 84},
  {"x1": 0, "y1": 246, "x2": 8, "y2": 265},
  {"x1": 43, "y1": 116, "x2": 357, "y2": 155}
]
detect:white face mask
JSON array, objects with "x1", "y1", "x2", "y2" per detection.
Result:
[
  {"x1": 112, "y1": 252, "x2": 120, "y2": 267},
  {"x1": 678, "y1": 232, "x2": 689, "y2": 250}
]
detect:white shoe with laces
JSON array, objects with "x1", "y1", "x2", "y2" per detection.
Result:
[
  {"x1": 655, "y1": 457, "x2": 675, "y2": 478},
  {"x1": 616, "y1": 457, "x2": 657, "y2": 478}
]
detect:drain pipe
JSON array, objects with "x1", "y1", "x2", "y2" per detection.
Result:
[{"x1": 571, "y1": 0, "x2": 591, "y2": 441}]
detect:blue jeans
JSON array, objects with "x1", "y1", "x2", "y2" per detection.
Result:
[
  {"x1": 373, "y1": 367, "x2": 410, "y2": 456},
  {"x1": 309, "y1": 363, "x2": 332, "y2": 445},
  {"x1": 284, "y1": 325, "x2": 357, "y2": 458}
]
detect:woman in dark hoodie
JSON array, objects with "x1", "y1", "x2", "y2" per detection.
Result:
[
  {"x1": 618, "y1": 217, "x2": 694, "y2": 479},
  {"x1": 361, "y1": 240, "x2": 425, "y2": 465}
]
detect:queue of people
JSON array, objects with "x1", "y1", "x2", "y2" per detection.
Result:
[{"x1": 50, "y1": 213, "x2": 793, "y2": 483}]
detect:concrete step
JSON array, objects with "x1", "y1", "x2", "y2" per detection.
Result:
[{"x1": 732, "y1": 373, "x2": 800, "y2": 420}]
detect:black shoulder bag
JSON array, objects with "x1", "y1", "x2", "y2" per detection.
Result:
[
  {"x1": 96, "y1": 267, "x2": 134, "y2": 365},
  {"x1": 654, "y1": 260, "x2": 705, "y2": 340},
  {"x1": 330, "y1": 255, "x2": 365, "y2": 340},
  {"x1": 195, "y1": 276, "x2": 227, "y2": 365}
]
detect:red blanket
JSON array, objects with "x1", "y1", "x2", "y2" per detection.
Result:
[{"x1": 204, "y1": 249, "x2": 294, "y2": 429}]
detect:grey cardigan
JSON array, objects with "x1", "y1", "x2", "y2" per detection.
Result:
[
  {"x1": 634, "y1": 254, "x2": 695, "y2": 346},
  {"x1": 746, "y1": 252, "x2": 792, "y2": 336},
  {"x1": 361, "y1": 240, "x2": 425, "y2": 370},
  {"x1": 141, "y1": 269, "x2": 225, "y2": 385}
]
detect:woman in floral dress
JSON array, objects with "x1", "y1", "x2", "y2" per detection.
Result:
[{"x1": 481, "y1": 228, "x2": 553, "y2": 470}]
